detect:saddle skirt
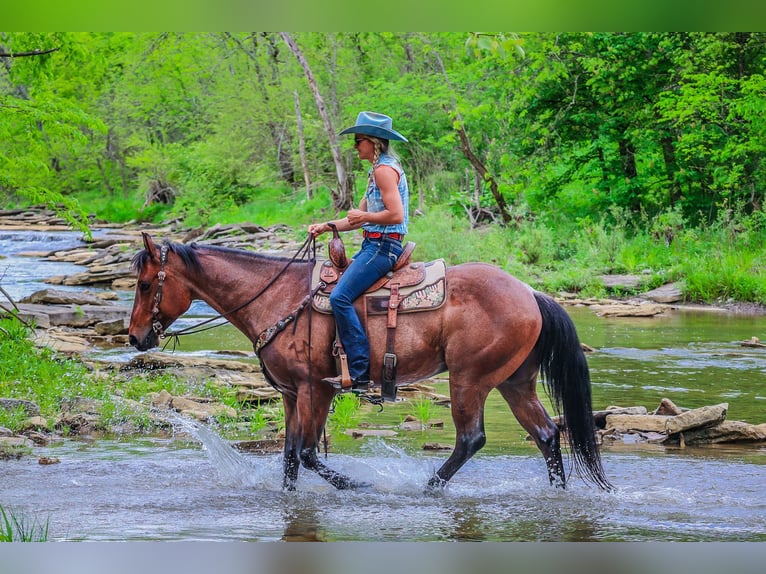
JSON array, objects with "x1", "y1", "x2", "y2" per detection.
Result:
[{"x1": 311, "y1": 258, "x2": 447, "y2": 315}]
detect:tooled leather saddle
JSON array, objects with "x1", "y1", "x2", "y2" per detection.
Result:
[{"x1": 311, "y1": 227, "x2": 446, "y2": 401}]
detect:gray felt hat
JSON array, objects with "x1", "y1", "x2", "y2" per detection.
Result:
[{"x1": 339, "y1": 111, "x2": 408, "y2": 142}]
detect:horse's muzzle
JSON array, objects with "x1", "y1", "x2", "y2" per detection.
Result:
[{"x1": 129, "y1": 332, "x2": 158, "y2": 351}]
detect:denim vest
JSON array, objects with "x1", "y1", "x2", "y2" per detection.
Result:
[{"x1": 362, "y1": 153, "x2": 409, "y2": 236}]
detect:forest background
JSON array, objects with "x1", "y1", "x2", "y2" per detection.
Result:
[{"x1": 2, "y1": 31, "x2": 765, "y2": 304}]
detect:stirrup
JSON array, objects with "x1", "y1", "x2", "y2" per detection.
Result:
[{"x1": 322, "y1": 375, "x2": 372, "y2": 393}]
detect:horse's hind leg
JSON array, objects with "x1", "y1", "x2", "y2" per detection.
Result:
[
  {"x1": 496, "y1": 359, "x2": 566, "y2": 488},
  {"x1": 426, "y1": 382, "x2": 491, "y2": 492}
]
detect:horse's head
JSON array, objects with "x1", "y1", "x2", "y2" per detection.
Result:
[{"x1": 128, "y1": 233, "x2": 196, "y2": 351}]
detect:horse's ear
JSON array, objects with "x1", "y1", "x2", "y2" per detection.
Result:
[{"x1": 142, "y1": 232, "x2": 159, "y2": 260}]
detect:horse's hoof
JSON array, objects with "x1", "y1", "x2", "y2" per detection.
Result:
[
  {"x1": 350, "y1": 480, "x2": 374, "y2": 491},
  {"x1": 424, "y1": 475, "x2": 447, "y2": 496}
]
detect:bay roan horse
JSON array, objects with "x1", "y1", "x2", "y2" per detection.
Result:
[{"x1": 129, "y1": 233, "x2": 611, "y2": 492}]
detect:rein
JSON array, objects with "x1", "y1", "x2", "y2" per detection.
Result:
[{"x1": 152, "y1": 235, "x2": 316, "y2": 350}]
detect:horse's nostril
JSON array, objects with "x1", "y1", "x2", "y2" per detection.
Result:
[{"x1": 128, "y1": 334, "x2": 138, "y2": 347}]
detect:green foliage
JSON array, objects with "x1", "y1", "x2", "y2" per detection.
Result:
[
  {"x1": 0, "y1": 405, "x2": 30, "y2": 434},
  {"x1": 2, "y1": 32, "x2": 765, "y2": 305},
  {"x1": 0, "y1": 318, "x2": 97, "y2": 416},
  {"x1": 406, "y1": 395, "x2": 435, "y2": 427},
  {"x1": 0, "y1": 504, "x2": 49, "y2": 542},
  {"x1": 330, "y1": 393, "x2": 361, "y2": 431},
  {"x1": 119, "y1": 372, "x2": 187, "y2": 401}
]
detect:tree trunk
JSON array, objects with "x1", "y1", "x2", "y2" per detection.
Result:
[
  {"x1": 660, "y1": 135, "x2": 681, "y2": 207},
  {"x1": 294, "y1": 91, "x2": 312, "y2": 199},
  {"x1": 430, "y1": 46, "x2": 511, "y2": 225},
  {"x1": 227, "y1": 33, "x2": 296, "y2": 187},
  {"x1": 451, "y1": 110, "x2": 511, "y2": 225},
  {"x1": 280, "y1": 33, "x2": 350, "y2": 210}
]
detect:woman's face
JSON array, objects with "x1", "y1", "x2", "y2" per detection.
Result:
[{"x1": 354, "y1": 136, "x2": 374, "y2": 161}]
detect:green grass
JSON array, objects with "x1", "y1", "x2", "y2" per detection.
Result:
[
  {"x1": 330, "y1": 393, "x2": 362, "y2": 431},
  {"x1": 0, "y1": 317, "x2": 101, "y2": 421},
  {"x1": 407, "y1": 395, "x2": 435, "y2": 427},
  {"x1": 0, "y1": 504, "x2": 49, "y2": 542}
]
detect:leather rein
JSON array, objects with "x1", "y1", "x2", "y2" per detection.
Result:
[{"x1": 149, "y1": 236, "x2": 320, "y2": 353}]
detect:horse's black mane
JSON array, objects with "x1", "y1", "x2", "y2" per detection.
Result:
[{"x1": 131, "y1": 240, "x2": 299, "y2": 273}]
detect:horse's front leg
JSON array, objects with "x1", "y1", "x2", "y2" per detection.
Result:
[
  {"x1": 281, "y1": 396, "x2": 301, "y2": 491},
  {"x1": 294, "y1": 386, "x2": 367, "y2": 490},
  {"x1": 299, "y1": 446, "x2": 364, "y2": 490}
]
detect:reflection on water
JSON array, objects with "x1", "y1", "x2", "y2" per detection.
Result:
[{"x1": 0, "y1": 423, "x2": 764, "y2": 542}]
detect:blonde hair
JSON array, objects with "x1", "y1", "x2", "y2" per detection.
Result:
[{"x1": 364, "y1": 136, "x2": 398, "y2": 193}]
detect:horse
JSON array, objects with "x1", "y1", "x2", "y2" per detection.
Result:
[{"x1": 128, "y1": 233, "x2": 612, "y2": 492}]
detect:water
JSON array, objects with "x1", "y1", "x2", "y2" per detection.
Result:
[
  {"x1": 0, "y1": 229, "x2": 115, "y2": 301},
  {"x1": 1, "y1": 229, "x2": 765, "y2": 541},
  {"x1": 1, "y1": 423, "x2": 764, "y2": 541}
]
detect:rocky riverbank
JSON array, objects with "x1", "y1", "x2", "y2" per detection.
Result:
[{"x1": 1, "y1": 207, "x2": 765, "y2": 457}]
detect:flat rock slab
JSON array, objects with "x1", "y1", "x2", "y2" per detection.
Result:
[
  {"x1": 641, "y1": 282, "x2": 685, "y2": 303},
  {"x1": 591, "y1": 303, "x2": 666, "y2": 317},
  {"x1": 10, "y1": 302, "x2": 131, "y2": 328},
  {"x1": 345, "y1": 428, "x2": 398, "y2": 438},
  {"x1": 600, "y1": 274, "x2": 650, "y2": 289},
  {"x1": 20, "y1": 288, "x2": 113, "y2": 307}
]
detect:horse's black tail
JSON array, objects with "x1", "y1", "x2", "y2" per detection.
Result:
[{"x1": 533, "y1": 292, "x2": 612, "y2": 491}]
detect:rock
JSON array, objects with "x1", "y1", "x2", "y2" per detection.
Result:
[
  {"x1": 679, "y1": 421, "x2": 766, "y2": 444},
  {"x1": 38, "y1": 456, "x2": 61, "y2": 465},
  {"x1": 20, "y1": 288, "x2": 113, "y2": 306},
  {"x1": 0, "y1": 436, "x2": 34, "y2": 449},
  {"x1": 20, "y1": 416, "x2": 48, "y2": 431},
  {"x1": 0, "y1": 398, "x2": 41, "y2": 417},
  {"x1": 233, "y1": 439, "x2": 285, "y2": 454},
  {"x1": 740, "y1": 337, "x2": 765, "y2": 348},
  {"x1": 152, "y1": 392, "x2": 237, "y2": 421},
  {"x1": 345, "y1": 428, "x2": 398, "y2": 438},
  {"x1": 605, "y1": 413, "x2": 670, "y2": 433},
  {"x1": 664, "y1": 403, "x2": 728, "y2": 434},
  {"x1": 400, "y1": 421, "x2": 426, "y2": 431},
  {"x1": 642, "y1": 282, "x2": 685, "y2": 303},
  {"x1": 653, "y1": 398, "x2": 685, "y2": 416},
  {"x1": 54, "y1": 412, "x2": 103, "y2": 434},
  {"x1": 422, "y1": 443, "x2": 452, "y2": 451},
  {"x1": 33, "y1": 330, "x2": 91, "y2": 353},
  {"x1": 12, "y1": 302, "x2": 131, "y2": 328},
  {"x1": 61, "y1": 397, "x2": 104, "y2": 414},
  {"x1": 600, "y1": 274, "x2": 648, "y2": 290},
  {"x1": 590, "y1": 406, "x2": 648, "y2": 429},
  {"x1": 591, "y1": 303, "x2": 667, "y2": 317},
  {"x1": 94, "y1": 318, "x2": 128, "y2": 335},
  {"x1": 235, "y1": 388, "x2": 281, "y2": 404},
  {"x1": 122, "y1": 352, "x2": 261, "y2": 373},
  {"x1": 0, "y1": 426, "x2": 13, "y2": 437}
]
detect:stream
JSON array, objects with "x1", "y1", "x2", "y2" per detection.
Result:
[{"x1": 1, "y1": 229, "x2": 764, "y2": 542}]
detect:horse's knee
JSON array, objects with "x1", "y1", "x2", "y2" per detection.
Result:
[{"x1": 459, "y1": 429, "x2": 486, "y2": 455}]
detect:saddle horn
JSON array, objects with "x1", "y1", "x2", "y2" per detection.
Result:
[{"x1": 327, "y1": 222, "x2": 348, "y2": 269}]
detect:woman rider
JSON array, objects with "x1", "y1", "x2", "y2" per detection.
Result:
[{"x1": 308, "y1": 111, "x2": 409, "y2": 391}]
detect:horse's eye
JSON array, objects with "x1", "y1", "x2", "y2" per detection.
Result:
[{"x1": 139, "y1": 281, "x2": 152, "y2": 292}]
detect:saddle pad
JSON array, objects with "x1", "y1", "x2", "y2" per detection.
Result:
[{"x1": 311, "y1": 258, "x2": 447, "y2": 315}]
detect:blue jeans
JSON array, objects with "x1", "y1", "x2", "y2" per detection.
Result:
[{"x1": 329, "y1": 237, "x2": 403, "y2": 380}]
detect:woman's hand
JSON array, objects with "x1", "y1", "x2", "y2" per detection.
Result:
[{"x1": 308, "y1": 222, "x2": 329, "y2": 237}]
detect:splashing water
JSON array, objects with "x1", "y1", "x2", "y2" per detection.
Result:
[{"x1": 160, "y1": 410, "x2": 279, "y2": 489}]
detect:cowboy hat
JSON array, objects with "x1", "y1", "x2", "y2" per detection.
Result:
[{"x1": 339, "y1": 111, "x2": 408, "y2": 142}]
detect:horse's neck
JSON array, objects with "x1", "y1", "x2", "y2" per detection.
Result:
[{"x1": 193, "y1": 250, "x2": 308, "y2": 340}]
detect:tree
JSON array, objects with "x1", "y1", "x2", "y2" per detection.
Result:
[{"x1": 280, "y1": 32, "x2": 350, "y2": 210}]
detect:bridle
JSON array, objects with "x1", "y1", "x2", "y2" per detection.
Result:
[{"x1": 151, "y1": 245, "x2": 170, "y2": 338}]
